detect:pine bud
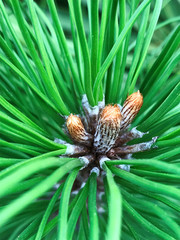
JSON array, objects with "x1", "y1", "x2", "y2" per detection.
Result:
[
  {"x1": 66, "y1": 114, "x2": 92, "y2": 146},
  {"x1": 94, "y1": 105, "x2": 122, "y2": 153},
  {"x1": 120, "y1": 91, "x2": 143, "y2": 130}
]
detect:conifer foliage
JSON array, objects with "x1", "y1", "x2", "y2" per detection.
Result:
[{"x1": 0, "y1": 0, "x2": 179, "y2": 239}]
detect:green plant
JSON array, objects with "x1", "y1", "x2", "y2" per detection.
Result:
[{"x1": 0, "y1": 0, "x2": 180, "y2": 239}]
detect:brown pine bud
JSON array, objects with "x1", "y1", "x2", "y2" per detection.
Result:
[
  {"x1": 94, "y1": 105, "x2": 122, "y2": 153},
  {"x1": 121, "y1": 90, "x2": 143, "y2": 130},
  {"x1": 66, "y1": 114, "x2": 92, "y2": 146}
]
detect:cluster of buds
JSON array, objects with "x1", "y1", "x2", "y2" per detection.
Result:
[{"x1": 56, "y1": 91, "x2": 157, "y2": 171}]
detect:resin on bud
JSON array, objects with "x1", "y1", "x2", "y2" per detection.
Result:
[
  {"x1": 66, "y1": 114, "x2": 92, "y2": 146},
  {"x1": 94, "y1": 104, "x2": 122, "y2": 153},
  {"x1": 120, "y1": 91, "x2": 143, "y2": 131}
]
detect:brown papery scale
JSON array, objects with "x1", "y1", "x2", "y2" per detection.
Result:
[
  {"x1": 94, "y1": 104, "x2": 122, "y2": 153},
  {"x1": 120, "y1": 90, "x2": 143, "y2": 131},
  {"x1": 66, "y1": 114, "x2": 92, "y2": 146}
]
